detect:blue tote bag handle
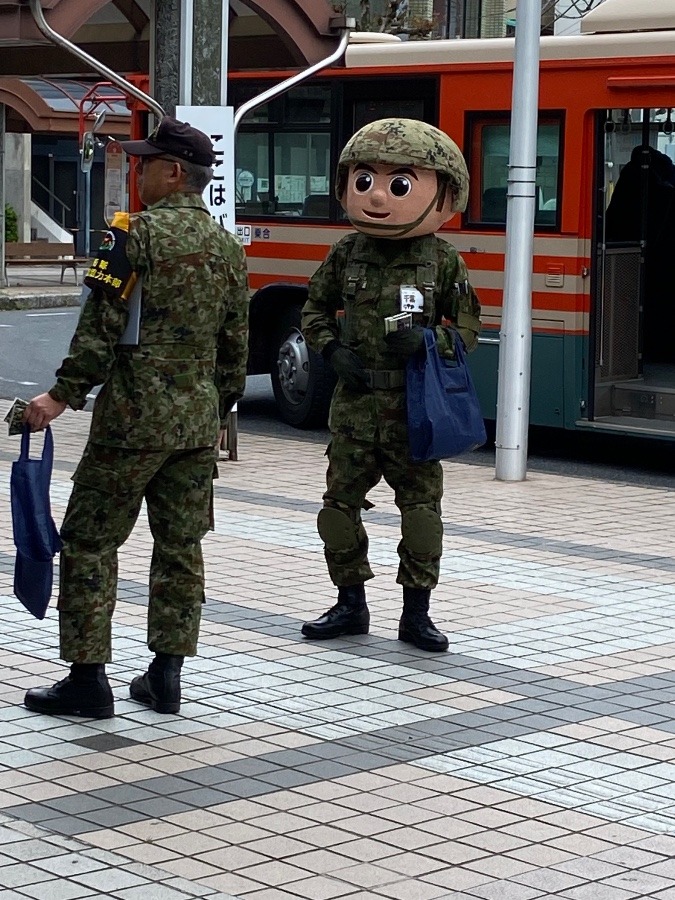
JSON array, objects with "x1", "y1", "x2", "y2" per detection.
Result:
[{"x1": 20, "y1": 422, "x2": 54, "y2": 469}]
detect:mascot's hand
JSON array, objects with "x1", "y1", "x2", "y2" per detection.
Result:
[
  {"x1": 324, "y1": 341, "x2": 371, "y2": 392},
  {"x1": 384, "y1": 325, "x2": 425, "y2": 358}
]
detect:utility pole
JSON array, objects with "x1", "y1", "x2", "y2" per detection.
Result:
[
  {"x1": 494, "y1": 0, "x2": 542, "y2": 481},
  {"x1": 154, "y1": 0, "x2": 229, "y2": 113}
]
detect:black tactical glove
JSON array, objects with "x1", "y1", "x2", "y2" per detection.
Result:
[
  {"x1": 323, "y1": 341, "x2": 371, "y2": 392},
  {"x1": 384, "y1": 324, "x2": 425, "y2": 358}
]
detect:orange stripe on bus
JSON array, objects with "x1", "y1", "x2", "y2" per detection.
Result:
[
  {"x1": 246, "y1": 243, "x2": 330, "y2": 261},
  {"x1": 245, "y1": 245, "x2": 590, "y2": 273},
  {"x1": 248, "y1": 276, "x2": 591, "y2": 317},
  {"x1": 476, "y1": 287, "x2": 590, "y2": 312},
  {"x1": 482, "y1": 325, "x2": 589, "y2": 337},
  {"x1": 249, "y1": 273, "x2": 307, "y2": 289}
]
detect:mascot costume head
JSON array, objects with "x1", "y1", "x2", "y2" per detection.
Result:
[{"x1": 335, "y1": 117, "x2": 469, "y2": 240}]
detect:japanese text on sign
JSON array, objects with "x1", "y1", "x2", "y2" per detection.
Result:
[{"x1": 176, "y1": 105, "x2": 235, "y2": 235}]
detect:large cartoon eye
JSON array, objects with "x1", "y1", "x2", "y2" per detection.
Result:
[
  {"x1": 389, "y1": 176, "x2": 412, "y2": 197},
  {"x1": 354, "y1": 172, "x2": 374, "y2": 193}
]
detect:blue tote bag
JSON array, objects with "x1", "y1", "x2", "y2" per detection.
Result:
[
  {"x1": 11, "y1": 426, "x2": 62, "y2": 619},
  {"x1": 407, "y1": 328, "x2": 487, "y2": 461}
]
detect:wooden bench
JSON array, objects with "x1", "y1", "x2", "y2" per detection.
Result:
[{"x1": 5, "y1": 241, "x2": 90, "y2": 284}]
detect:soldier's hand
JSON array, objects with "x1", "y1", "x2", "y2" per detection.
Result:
[
  {"x1": 23, "y1": 393, "x2": 67, "y2": 432},
  {"x1": 324, "y1": 343, "x2": 371, "y2": 393},
  {"x1": 437, "y1": 326, "x2": 468, "y2": 361},
  {"x1": 384, "y1": 324, "x2": 425, "y2": 358}
]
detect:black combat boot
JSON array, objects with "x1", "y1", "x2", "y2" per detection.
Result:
[
  {"x1": 129, "y1": 653, "x2": 183, "y2": 714},
  {"x1": 24, "y1": 664, "x2": 114, "y2": 718},
  {"x1": 398, "y1": 587, "x2": 449, "y2": 652},
  {"x1": 301, "y1": 584, "x2": 369, "y2": 639}
]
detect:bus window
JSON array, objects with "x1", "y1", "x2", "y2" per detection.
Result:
[
  {"x1": 467, "y1": 115, "x2": 563, "y2": 229},
  {"x1": 234, "y1": 83, "x2": 332, "y2": 219},
  {"x1": 342, "y1": 77, "x2": 438, "y2": 143},
  {"x1": 353, "y1": 98, "x2": 427, "y2": 132}
]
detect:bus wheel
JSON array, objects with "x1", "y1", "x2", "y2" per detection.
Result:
[{"x1": 271, "y1": 308, "x2": 334, "y2": 428}]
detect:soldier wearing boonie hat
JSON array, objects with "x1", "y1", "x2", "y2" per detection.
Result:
[{"x1": 301, "y1": 118, "x2": 482, "y2": 653}]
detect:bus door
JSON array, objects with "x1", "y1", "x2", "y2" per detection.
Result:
[{"x1": 592, "y1": 107, "x2": 675, "y2": 432}]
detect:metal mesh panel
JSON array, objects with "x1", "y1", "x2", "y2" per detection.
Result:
[{"x1": 595, "y1": 246, "x2": 641, "y2": 382}]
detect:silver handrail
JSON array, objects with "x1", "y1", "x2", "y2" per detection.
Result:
[
  {"x1": 29, "y1": 0, "x2": 165, "y2": 121},
  {"x1": 233, "y1": 22, "x2": 354, "y2": 135}
]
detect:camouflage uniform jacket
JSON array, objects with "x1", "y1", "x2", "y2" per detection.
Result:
[
  {"x1": 49, "y1": 192, "x2": 249, "y2": 450},
  {"x1": 302, "y1": 232, "x2": 481, "y2": 443}
]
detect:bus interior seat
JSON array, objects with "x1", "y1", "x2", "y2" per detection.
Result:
[
  {"x1": 482, "y1": 187, "x2": 507, "y2": 222},
  {"x1": 244, "y1": 199, "x2": 277, "y2": 215},
  {"x1": 301, "y1": 194, "x2": 330, "y2": 217},
  {"x1": 243, "y1": 201, "x2": 266, "y2": 215}
]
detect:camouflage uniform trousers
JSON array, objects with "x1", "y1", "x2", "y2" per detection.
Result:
[
  {"x1": 323, "y1": 432, "x2": 444, "y2": 590},
  {"x1": 58, "y1": 441, "x2": 216, "y2": 663}
]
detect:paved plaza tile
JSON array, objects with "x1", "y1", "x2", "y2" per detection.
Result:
[{"x1": 2, "y1": 400, "x2": 675, "y2": 898}]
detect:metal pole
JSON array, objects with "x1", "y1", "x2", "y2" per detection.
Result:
[
  {"x1": 0, "y1": 104, "x2": 6, "y2": 288},
  {"x1": 494, "y1": 0, "x2": 541, "y2": 482},
  {"x1": 179, "y1": 0, "x2": 194, "y2": 106},
  {"x1": 220, "y1": 0, "x2": 229, "y2": 106},
  {"x1": 233, "y1": 25, "x2": 353, "y2": 135},
  {"x1": 84, "y1": 170, "x2": 91, "y2": 258},
  {"x1": 29, "y1": 0, "x2": 165, "y2": 120}
]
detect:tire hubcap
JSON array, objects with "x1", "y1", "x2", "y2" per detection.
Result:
[{"x1": 277, "y1": 328, "x2": 310, "y2": 406}]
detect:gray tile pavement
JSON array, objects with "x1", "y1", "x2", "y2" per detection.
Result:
[{"x1": 2, "y1": 401, "x2": 675, "y2": 897}]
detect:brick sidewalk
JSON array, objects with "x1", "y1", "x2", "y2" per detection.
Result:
[{"x1": 2, "y1": 401, "x2": 675, "y2": 900}]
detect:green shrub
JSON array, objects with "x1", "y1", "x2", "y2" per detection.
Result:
[{"x1": 5, "y1": 204, "x2": 18, "y2": 243}]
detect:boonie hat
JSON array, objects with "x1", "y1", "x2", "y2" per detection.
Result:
[{"x1": 120, "y1": 116, "x2": 215, "y2": 167}]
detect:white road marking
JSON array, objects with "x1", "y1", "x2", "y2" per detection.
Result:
[{"x1": 0, "y1": 376, "x2": 38, "y2": 385}]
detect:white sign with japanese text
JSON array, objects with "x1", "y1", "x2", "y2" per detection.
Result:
[
  {"x1": 176, "y1": 105, "x2": 235, "y2": 234},
  {"x1": 103, "y1": 140, "x2": 125, "y2": 226}
]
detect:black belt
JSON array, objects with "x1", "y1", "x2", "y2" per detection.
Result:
[{"x1": 364, "y1": 369, "x2": 406, "y2": 390}]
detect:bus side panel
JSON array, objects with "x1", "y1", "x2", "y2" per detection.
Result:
[
  {"x1": 565, "y1": 331, "x2": 589, "y2": 431},
  {"x1": 471, "y1": 328, "x2": 566, "y2": 429}
]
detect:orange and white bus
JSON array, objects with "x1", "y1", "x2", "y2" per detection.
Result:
[{"x1": 232, "y1": 0, "x2": 675, "y2": 439}]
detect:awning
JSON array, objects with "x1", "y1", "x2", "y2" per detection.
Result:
[{"x1": 0, "y1": 77, "x2": 131, "y2": 134}]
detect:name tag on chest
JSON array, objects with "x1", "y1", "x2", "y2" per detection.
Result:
[{"x1": 399, "y1": 284, "x2": 424, "y2": 313}]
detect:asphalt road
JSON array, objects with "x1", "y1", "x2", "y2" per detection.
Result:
[
  {"x1": 0, "y1": 306, "x2": 312, "y2": 440},
  {"x1": 2, "y1": 306, "x2": 675, "y2": 488},
  {"x1": 0, "y1": 307, "x2": 78, "y2": 400}
]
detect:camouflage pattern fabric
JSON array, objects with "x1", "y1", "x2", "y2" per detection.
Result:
[
  {"x1": 47, "y1": 191, "x2": 249, "y2": 662},
  {"x1": 302, "y1": 231, "x2": 481, "y2": 589},
  {"x1": 58, "y1": 442, "x2": 216, "y2": 662},
  {"x1": 337, "y1": 118, "x2": 470, "y2": 212},
  {"x1": 50, "y1": 192, "x2": 250, "y2": 448},
  {"x1": 323, "y1": 434, "x2": 444, "y2": 588},
  {"x1": 303, "y1": 232, "x2": 481, "y2": 442}
]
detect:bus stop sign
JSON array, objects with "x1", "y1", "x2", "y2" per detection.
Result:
[{"x1": 104, "y1": 140, "x2": 125, "y2": 226}]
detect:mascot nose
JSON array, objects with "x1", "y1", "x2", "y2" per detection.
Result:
[{"x1": 370, "y1": 188, "x2": 387, "y2": 207}]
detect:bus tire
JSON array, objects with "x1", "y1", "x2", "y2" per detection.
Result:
[{"x1": 271, "y1": 306, "x2": 336, "y2": 428}]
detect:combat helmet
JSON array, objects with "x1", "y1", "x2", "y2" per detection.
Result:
[{"x1": 336, "y1": 117, "x2": 469, "y2": 212}]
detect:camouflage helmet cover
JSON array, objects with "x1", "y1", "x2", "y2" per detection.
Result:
[{"x1": 337, "y1": 117, "x2": 469, "y2": 212}]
